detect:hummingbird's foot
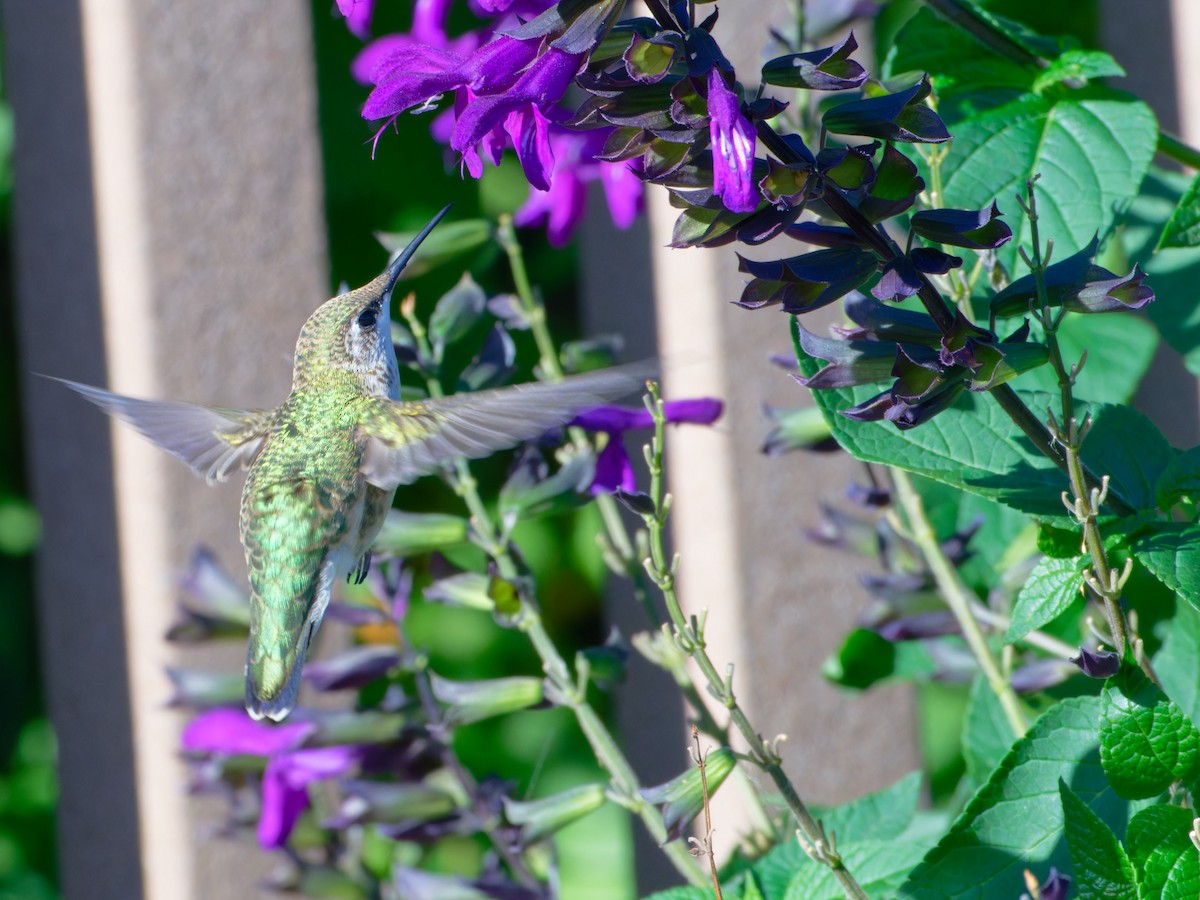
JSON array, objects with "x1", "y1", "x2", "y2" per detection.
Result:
[{"x1": 348, "y1": 550, "x2": 372, "y2": 586}]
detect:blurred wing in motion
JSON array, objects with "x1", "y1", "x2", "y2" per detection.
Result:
[
  {"x1": 55, "y1": 377, "x2": 274, "y2": 484},
  {"x1": 357, "y1": 364, "x2": 653, "y2": 490}
]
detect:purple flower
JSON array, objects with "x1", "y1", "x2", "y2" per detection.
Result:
[
  {"x1": 259, "y1": 746, "x2": 358, "y2": 849},
  {"x1": 452, "y1": 47, "x2": 585, "y2": 191},
  {"x1": 181, "y1": 709, "x2": 357, "y2": 849},
  {"x1": 707, "y1": 69, "x2": 759, "y2": 214},
  {"x1": 182, "y1": 708, "x2": 314, "y2": 756},
  {"x1": 573, "y1": 398, "x2": 723, "y2": 493},
  {"x1": 336, "y1": 0, "x2": 375, "y2": 39},
  {"x1": 514, "y1": 131, "x2": 644, "y2": 245}
]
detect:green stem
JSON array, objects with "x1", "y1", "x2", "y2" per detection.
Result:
[
  {"x1": 641, "y1": 384, "x2": 869, "y2": 900},
  {"x1": 404, "y1": 299, "x2": 705, "y2": 885},
  {"x1": 892, "y1": 470, "x2": 1029, "y2": 737},
  {"x1": 969, "y1": 604, "x2": 1078, "y2": 659},
  {"x1": 1160, "y1": 131, "x2": 1200, "y2": 171}
]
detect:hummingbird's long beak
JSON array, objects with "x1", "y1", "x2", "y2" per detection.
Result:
[{"x1": 383, "y1": 204, "x2": 453, "y2": 296}]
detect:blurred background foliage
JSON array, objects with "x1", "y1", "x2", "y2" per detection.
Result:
[{"x1": 0, "y1": 29, "x2": 60, "y2": 900}]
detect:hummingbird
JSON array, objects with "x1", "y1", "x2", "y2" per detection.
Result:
[{"x1": 59, "y1": 206, "x2": 646, "y2": 722}]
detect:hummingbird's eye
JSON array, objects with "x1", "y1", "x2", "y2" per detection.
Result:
[{"x1": 356, "y1": 307, "x2": 378, "y2": 330}]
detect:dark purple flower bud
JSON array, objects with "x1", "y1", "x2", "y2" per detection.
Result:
[
  {"x1": 1065, "y1": 264, "x2": 1154, "y2": 313},
  {"x1": 304, "y1": 645, "x2": 403, "y2": 692},
  {"x1": 843, "y1": 292, "x2": 942, "y2": 344},
  {"x1": 842, "y1": 388, "x2": 893, "y2": 422},
  {"x1": 910, "y1": 247, "x2": 962, "y2": 275},
  {"x1": 818, "y1": 142, "x2": 878, "y2": 191},
  {"x1": 884, "y1": 379, "x2": 967, "y2": 429},
  {"x1": 910, "y1": 202, "x2": 1013, "y2": 250},
  {"x1": 966, "y1": 339, "x2": 1050, "y2": 391},
  {"x1": 168, "y1": 547, "x2": 251, "y2": 643},
  {"x1": 794, "y1": 326, "x2": 897, "y2": 388},
  {"x1": 823, "y1": 77, "x2": 950, "y2": 143},
  {"x1": 892, "y1": 345, "x2": 947, "y2": 402},
  {"x1": 707, "y1": 69, "x2": 759, "y2": 213},
  {"x1": 940, "y1": 515, "x2": 983, "y2": 565},
  {"x1": 924, "y1": 638, "x2": 978, "y2": 683},
  {"x1": 1010, "y1": 659, "x2": 1076, "y2": 693},
  {"x1": 876, "y1": 610, "x2": 959, "y2": 642},
  {"x1": 785, "y1": 221, "x2": 863, "y2": 248},
  {"x1": 623, "y1": 32, "x2": 683, "y2": 84},
  {"x1": 737, "y1": 247, "x2": 877, "y2": 313},
  {"x1": 806, "y1": 503, "x2": 879, "y2": 555},
  {"x1": 846, "y1": 481, "x2": 890, "y2": 507},
  {"x1": 761, "y1": 32, "x2": 868, "y2": 91},
  {"x1": 758, "y1": 158, "x2": 811, "y2": 208},
  {"x1": 989, "y1": 236, "x2": 1152, "y2": 316},
  {"x1": 1070, "y1": 647, "x2": 1121, "y2": 679},
  {"x1": 872, "y1": 256, "x2": 922, "y2": 301},
  {"x1": 859, "y1": 571, "x2": 928, "y2": 601},
  {"x1": 858, "y1": 144, "x2": 924, "y2": 222},
  {"x1": 938, "y1": 309, "x2": 994, "y2": 368}
]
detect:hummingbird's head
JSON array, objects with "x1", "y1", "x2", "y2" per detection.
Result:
[{"x1": 290, "y1": 205, "x2": 452, "y2": 397}]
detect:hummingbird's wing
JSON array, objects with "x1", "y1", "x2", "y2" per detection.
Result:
[
  {"x1": 356, "y1": 366, "x2": 652, "y2": 490},
  {"x1": 55, "y1": 378, "x2": 274, "y2": 485}
]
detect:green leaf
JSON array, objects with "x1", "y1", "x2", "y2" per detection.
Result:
[
  {"x1": 817, "y1": 770, "x2": 923, "y2": 843},
  {"x1": 1134, "y1": 522, "x2": 1200, "y2": 613},
  {"x1": 962, "y1": 676, "x2": 1018, "y2": 787},
  {"x1": 1074, "y1": 405, "x2": 1175, "y2": 513},
  {"x1": 899, "y1": 696, "x2": 1123, "y2": 898},
  {"x1": 883, "y1": 8, "x2": 1034, "y2": 95},
  {"x1": 784, "y1": 841, "x2": 925, "y2": 900},
  {"x1": 1058, "y1": 779, "x2": 1137, "y2": 898},
  {"x1": 1154, "y1": 601, "x2": 1200, "y2": 725},
  {"x1": 740, "y1": 871, "x2": 766, "y2": 900},
  {"x1": 1126, "y1": 804, "x2": 1200, "y2": 897},
  {"x1": 1005, "y1": 555, "x2": 1085, "y2": 643},
  {"x1": 1158, "y1": 445, "x2": 1200, "y2": 510},
  {"x1": 1127, "y1": 169, "x2": 1200, "y2": 374},
  {"x1": 643, "y1": 889, "x2": 711, "y2": 900},
  {"x1": 1100, "y1": 667, "x2": 1200, "y2": 799},
  {"x1": 1157, "y1": 169, "x2": 1200, "y2": 249},
  {"x1": 376, "y1": 218, "x2": 493, "y2": 279},
  {"x1": 745, "y1": 839, "x2": 808, "y2": 900},
  {"x1": 1018, "y1": 312, "x2": 1158, "y2": 404},
  {"x1": 429, "y1": 274, "x2": 487, "y2": 362},
  {"x1": 1033, "y1": 49, "x2": 1125, "y2": 92},
  {"x1": 940, "y1": 90, "x2": 1156, "y2": 276},
  {"x1": 821, "y1": 628, "x2": 896, "y2": 689}
]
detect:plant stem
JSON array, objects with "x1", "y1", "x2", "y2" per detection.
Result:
[
  {"x1": 1160, "y1": 131, "x2": 1200, "y2": 171},
  {"x1": 641, "y1": 384, "x2": 869, "y2": 900},
  {"x1": 892, "y1": 469, "x2": 1029, "y2": 737},
  {"x1": 496, "y1": 216, "x2": 735, "y2": 741},
  {"x1": 403, "y1": 303, "x2": 705, "y2": 885},
  {"x1": 969, "y1": 604, "x2": 1078, "y2": 659}
]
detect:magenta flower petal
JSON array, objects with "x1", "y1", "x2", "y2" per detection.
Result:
[
  {"x1": 601, "y1": 161, "x2": 644, "y2": 229},
  {"x1": 458, "y1": 35, "x2": 541, "y2": 94},
  {"x1": 707, "y1": 69, "x2": 759, "y2": 213},
  {"x1": 412, "y1": 0, "x2": 454, "y2": 44},
  {"x1": 257, "y1": 746, "x2": 359, "y2": 849},
  {"x1": 336, "y1": 0, "x2": 375, "y2": 39},
  {"x1": 572, "y1": 406, "x2": 647, "y2": 432},
  {"x1": 182, "y1": 708, "x2": 315, "y2": 756},
  {"x1": 452, "y1": 48, "x2": 584, "y2": 157},
  {"x1": 592, "y1": 438, "x2": 637, "y2": 495},
  {"x1": 362, "y1": 46, "x2": 467, "y2": 120},
  {"x1": 664, "y1": 397, "x2": 724, "y2": 426},
  {"x1": 505, "y1": 105, "x2": 556, "y2": 192}
]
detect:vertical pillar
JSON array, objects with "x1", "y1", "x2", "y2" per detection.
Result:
[{"x1": 5, "y1": 1, "x2": 329, "y2": 896}]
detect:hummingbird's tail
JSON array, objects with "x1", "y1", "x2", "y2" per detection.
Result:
[{"x1": 243, "y1": 558, "x2": 334, "y2": 722}]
